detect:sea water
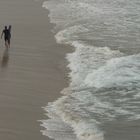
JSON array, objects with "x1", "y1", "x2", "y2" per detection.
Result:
[{"x1": 41, "y1": 0, "x2": 140, "y2": 140}]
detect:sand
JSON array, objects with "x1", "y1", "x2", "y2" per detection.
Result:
[{"x1": 0, "y1": 0, "x2": 70, "y2": 140}]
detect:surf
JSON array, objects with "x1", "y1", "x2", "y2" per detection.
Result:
[{"x1": 41, "y1": 0, "x2": 140, "y2": 139}]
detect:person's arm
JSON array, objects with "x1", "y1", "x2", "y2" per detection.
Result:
[{"x1": 1, "y1": 31, "x2": 4, "y2": 39}]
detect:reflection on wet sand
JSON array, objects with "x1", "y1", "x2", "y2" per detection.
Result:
[{"x1": 1, "y1": 48, "x2": 9, "y2": 68}]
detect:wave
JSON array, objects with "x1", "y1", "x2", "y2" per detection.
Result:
[
  {"x1": 41, "y1": 0, "x2": 140, "y2": 140},
  {"x1": 41, "y1": 39, "x2": 140, "y2": 140}
]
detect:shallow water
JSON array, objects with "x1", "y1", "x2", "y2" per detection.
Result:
[{"x1": 41, "y1": 0, "x2": 140, "y2": 140}]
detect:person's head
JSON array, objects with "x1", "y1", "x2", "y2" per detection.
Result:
[
  {"x1": 5, "y1": 26, "x2": 7, "y2": 29},
  {"x1": 9, "y1": 25, "x2": 11, "y2": 29}
]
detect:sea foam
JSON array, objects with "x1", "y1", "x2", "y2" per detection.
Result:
[{"x1": 41, "y1": 0, "x2": 140, "y2": 140}]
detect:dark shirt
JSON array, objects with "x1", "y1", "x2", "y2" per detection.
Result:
[{"x1": 3, "y1": 29, "x2": 10, "y2": 39}]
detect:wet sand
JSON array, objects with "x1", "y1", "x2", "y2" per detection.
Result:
[{"x1": 0, "y1": 0, "x2": 70, "y2": 140}]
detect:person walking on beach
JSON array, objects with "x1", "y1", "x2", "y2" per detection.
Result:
[{"x1": 1, "y1": 26, "x2": 11, "y2": 48}]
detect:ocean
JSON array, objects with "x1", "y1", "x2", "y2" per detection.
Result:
[{"x1": 40, "y1": 0, "x2": 140, "y2": 140}]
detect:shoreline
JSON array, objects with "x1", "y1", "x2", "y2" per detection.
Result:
[{"x1": 0, "y1": 0, "x2": 71, "y2": 140}]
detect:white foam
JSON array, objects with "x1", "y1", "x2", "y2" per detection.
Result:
[
  {"x1": 42, "y1": 0, "x2": 104, "y2": 29},
  {"x1": 41, "y1": 39, "x2": 140, "y2": 139},
  {"x1": 41, "y1": 0, "x2": 140, "y2": 139},
  {"x1": 55, "y1": 25, "x2": 89, "y2": 44},
  {"x1": 42, "y1": 95, "x2": 104, "y2": 140},
  {"x1": 66, "y1": 41, "x2": 122, "y2": 87},
  {"x1": 85, "y1": 54, "x2": 140, "y2": 88},
  {"x1": 41, "y1": 118, "x2": 77, "y2": 140}
]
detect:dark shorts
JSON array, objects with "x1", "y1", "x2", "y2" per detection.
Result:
[{"x1": 4, "y1": 37, "x2": 9, "y2": 41}]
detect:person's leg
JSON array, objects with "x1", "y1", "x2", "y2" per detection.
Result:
[
  {"x1": 8, "y1": 38, "x2": 10, "y2": 47},
  {"x1": 5, "y1": 39, "x2": 9, "y2": 48}
]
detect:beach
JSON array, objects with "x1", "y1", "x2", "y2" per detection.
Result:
[
  {"x1": 0, "y1": 0, "x2": 70, "y2": 140},
  {"x1": 1, "y1": 1, "x2": 140, "y2": 140}
]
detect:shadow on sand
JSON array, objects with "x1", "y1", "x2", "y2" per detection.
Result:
[{"x1": 1, "y1": 48, "x2": 9, "y2": 68}]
